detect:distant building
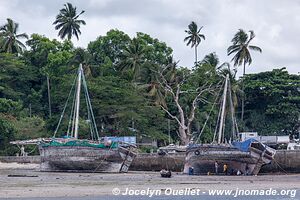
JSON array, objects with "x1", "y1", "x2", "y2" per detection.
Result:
[
  {"x1": 239, "y1": 132, "x2": 290, "y2": 149},
  {"x1": 101, "y1": 135, "x2": 158, "y2": 147},
  {"x1": 239, "y1": 132, "x2": 258, "y2": 141}
]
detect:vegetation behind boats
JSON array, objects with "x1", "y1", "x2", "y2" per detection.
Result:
[{"x1": 0, "y1": 3, "x2": 300, "y2": 155}]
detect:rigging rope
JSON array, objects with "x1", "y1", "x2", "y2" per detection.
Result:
[
  {"x1": 53, "y1": 65, "x2": 99, "y2": 140},
  {"x1": 54, "y1": 74, "x2": 78, "y2": 137},
  {"x1": 213, "y1": 98, "x2": 222, "y2": 143},
  {"x1": 82, "y1": 71, "x2": 100, "y2": 140},
  {"x1": 212, "y1": 75, "x2": 239, "y2": 143},
  {"x1": 67, "y1": 84, "x2": 77, "y2": 137},
  {"x1": 71, "y1": 76, "x2": 79, "y2": 137},
  {"x1": 92, "y1": 144, "x2": 115, "y2": 173},
  {"x1": 83, "y1": 82, "x2": 95, "y2": 140},
  {"x1": 228, "y1": 78, "x2": 239, "y2": 139},
  {"x1": 272, "y1": 158, "x2": 288, "y2": 174},
  {"x1": 195, "y1": 80, "x2": 225, "y2": 144}
]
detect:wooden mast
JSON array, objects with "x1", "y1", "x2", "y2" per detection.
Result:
[
  {"x1": 74, "y1": 64, "x2": 82, "y2": 139},
  {"x1": 217, "y1": 74, "x2": 229, "y2": 144}
]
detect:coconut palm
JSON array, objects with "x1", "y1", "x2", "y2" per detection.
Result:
[
  {"x1": 201, "y1": 53, "x2": 241, "y2": 137},
  {"x1": 0, "y1": 18, "x2": 28, "y2": 54},
  {"x1": 227, "y1": 29, "x2": 262, "y2": 76},
  {"x1": 184, "y1": 21, "x2": 205, "y2": 65},
  {"x1": 201, "y1": 52, "x2": 219, "y2": 68},
  {"x1": 70, "y1": 47, "x2": 93, "y2": 76},
  {"x1": 227, "y1": 29, "x2": 262, "y2": 121},
  {"x1": 118, "y1": 38, "x2": 145, "y2": 80},
  {"x1": 199, "y1": 52, "x2": 232, "y2": 79},
  {"x1": 53, "y1": 3, "x2": 86, "y2": 40}
]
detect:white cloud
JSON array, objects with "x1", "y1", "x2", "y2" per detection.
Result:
[{"x1": 1, "y1": 0, "x2": 299, "y2": 76}]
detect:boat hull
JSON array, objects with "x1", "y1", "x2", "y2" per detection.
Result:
[
  {"x1": 184, "y1": 144, "x2": 274, "y2": 175},
  {"x1": 38, "y1": 145, "x2": 136, "y2": 173}
]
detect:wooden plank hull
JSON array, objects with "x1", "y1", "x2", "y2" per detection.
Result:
[
  {"x1": 184, "y1": 144, "x2": 274, "y2": 175},
  {"x1": 38, "y1": 145, "x2": 136, "y2": 173}
]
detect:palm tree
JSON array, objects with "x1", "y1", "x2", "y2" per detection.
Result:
[
  {"x1": 184, "y1": 21, "x2": 205, "y2": 65},
  {"x1": 227, "y1": 29, "x2": 262, "y2": 121},
  {"x1": 227, "y1": 29, "x2": 262, "y2": 76},
  {"x1": 139, "y1": 56, "x2": 178, "y2": 107},
  {"x1": 70, "y1": 47, "x2": 93, "y2": 76},
  {"x1": 0, "y1": 18, "x2": 28, "y2": 54},
  {"x1": 199, "y1": 52, "x2": 232, "y2": 79},
  {"x1": 201, "y1": 52, "x2": 219, "y2": 68},
  {"x1": 118, "y1": 38, "x2": 145, "y2": 80},
  {"x1": 200, "y1": 53, "x2": 241, "y2": 137},
  {"x1": 53, "y1": 3, "x2": 86, "y2": 40}
]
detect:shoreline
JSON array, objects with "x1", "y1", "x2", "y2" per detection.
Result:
[{"x1": 0, "y1": 163, "x2": 300, "y2": 198}]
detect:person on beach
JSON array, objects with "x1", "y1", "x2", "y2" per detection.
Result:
[
  {"x1": 20, "y1": 146, "x2": 26, "y2": 157},
  {"x1": 223, "y1": 163, "x2": 228, "y2": 175},
  {"x1": 245, "y1": 164, "x2": 249, "y2": 176},
  {"x1": 215, "y1": 161, "x2": 219, "y2": 175}
]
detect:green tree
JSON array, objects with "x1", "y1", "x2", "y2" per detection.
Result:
[
  {"x1": 0, "y1": 53, "x2": 37, "y2": 102},
  {"x1": 0, "y1": 117, "x2": 17, "y2": 155},
  {"x1": 70, "y1": 47, "x2": 93, "y2": 76},
  {"x1": 0, "y1": 98, "x2": 22, "y2": 155},
  {"x1": 243, "y1": 68, "x2": 300, "y2": 136},
  {"x1": 86, "y1": 75, "x2": 167, "y2": 140},
  {"x1": 118, "y1": 38, "x2": 146, "y2": 80},
  {"x1": 25, "y1": 34, "x2": 74, "y2": 117},
  {"x1": 0, "y1": 18, "x2": 28, "y2": 54},
  {"x1": 88, "y1": 29, "x2": 131, "y2": 66},
  {"x1": 137, "y1": 56, "x2": 178, "y2": 110},
  {"x1": 135, "y1": 32, "x2": 173, "y2": 66},
  {"x1": 184, "y1": 21, "x2": 205, "y2": 65},
  {"x1": 53, "y1": 2, "x2": 86, "y2": 40}
]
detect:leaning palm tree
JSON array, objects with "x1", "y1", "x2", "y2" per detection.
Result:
[
  {"x1": 184, "y1": 21, "x2": 205, "y2": 65},
  {"x1": 0, "y1": 18, "x2": 28, "y2": 54},
  {"x1": 227, "y1": 29, "x2": 262, "y2": 76},
  {"x1": 227, "y1": 29, "x2": 262, "y2": 121},
  {"x1": 139, "y1": 56, "x2": 178, "y2": 107},
  {"x1": 53, "y1": 2, "x2": 86, "y2": 40}
]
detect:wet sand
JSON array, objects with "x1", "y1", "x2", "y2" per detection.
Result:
[{"x1": 0, "y1": 162, "x2": 299, "y2": 198}]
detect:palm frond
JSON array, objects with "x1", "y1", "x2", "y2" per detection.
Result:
[
  {"x1": 53, "y1": 3, "x2": 86, "y2": 40},
  {"x1": 248, "y1": 45, "x2": 262, "y2": 53}
]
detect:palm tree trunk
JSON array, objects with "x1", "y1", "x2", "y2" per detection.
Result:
[
  {"x1": 47, "y1": 76, "x2": 52, "y2": 118},
  {"x1": 241, "y1": 62, "x2": 246, "y2": 122},
  {"x1": 195, "y1": 46, "x2": 197, "y2": 65}
]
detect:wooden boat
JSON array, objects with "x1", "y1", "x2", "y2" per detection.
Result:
[
  {"x1": 184, "y1": 74, "x2": 276, "y2": 175},
  {"x1": 12, "y1": 64, "x2": 137, "y2": 172}
]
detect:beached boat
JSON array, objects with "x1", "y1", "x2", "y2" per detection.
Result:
[
  {"x1": 184, "y1": 74, "x2": 276, "y2": 175},
  {"x1": 12, "y1": 64, "x2": 137, "y2": 173}
]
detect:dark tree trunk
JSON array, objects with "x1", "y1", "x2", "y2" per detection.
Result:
[
  {"x1": 241, "y1": 62, "x2": 246, "y2": 123},
  {"x1": 195, "y1": 46, "x2": 197, "y2": 66},
  {"x1": 47, "y1": 76, "x2": 52, "y2": 118}
]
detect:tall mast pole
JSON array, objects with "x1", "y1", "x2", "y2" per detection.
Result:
[
  {"x1": 228, "y1": 78, "x2": 237, "y2": 139},
  {"x1": 218, "y1": 74, "x2": 229, "y2": 144},
  {"x1": 74, "y1": 64, "x2": 82, "y2": 139}
]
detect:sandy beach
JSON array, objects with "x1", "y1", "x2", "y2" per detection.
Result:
[{"x1": 0, "y1": 162, "x2": 299, "y2": 199}]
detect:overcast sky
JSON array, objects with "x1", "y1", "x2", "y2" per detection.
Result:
[{"x1": 1, "y1": 0, "x2": 300, "y2": 77}]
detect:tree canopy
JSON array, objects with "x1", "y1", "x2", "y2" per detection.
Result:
[{"x1": 0, "y1": 11, "x2": 298, "y2": 154}]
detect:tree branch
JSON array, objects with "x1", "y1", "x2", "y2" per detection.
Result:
[{"x1": 160, "y1": 105, "x2": 184, "y2": 129}]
